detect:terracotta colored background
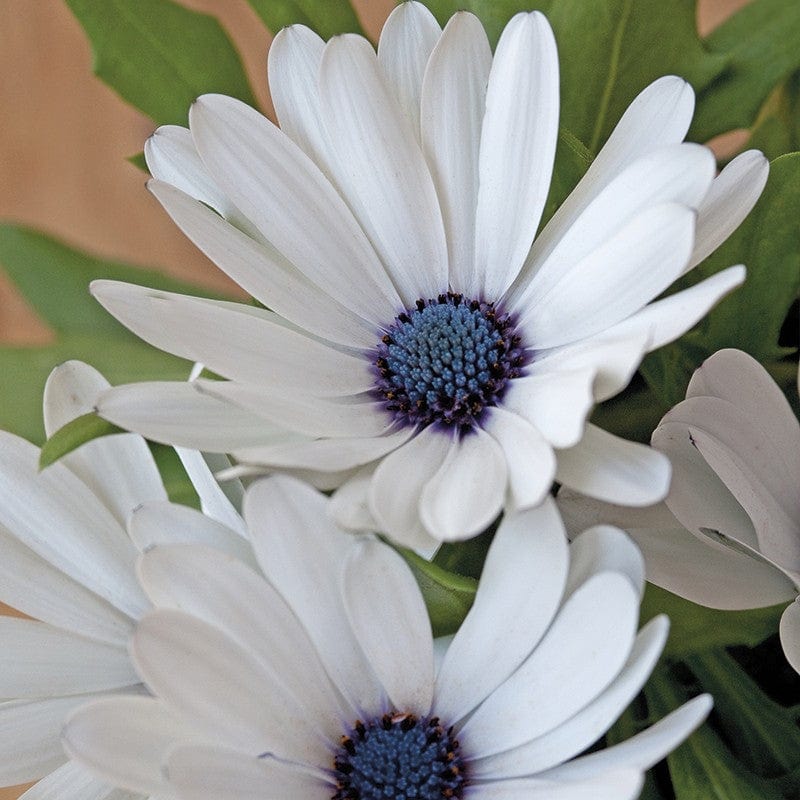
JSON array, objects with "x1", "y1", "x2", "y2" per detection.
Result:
[{"x1": 0, "y1": 0, "x2": 747, "y2": 796}]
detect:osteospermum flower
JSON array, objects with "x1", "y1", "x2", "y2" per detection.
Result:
[
  {"x1": 62, "y1": 475, "x2": 711, "y2": 800},
  {"x1": 89, "y1": 3, "x2": 767, "y2": 546},
  {"x1": 0, "y1": 361, "x2": 251, "y2": 799},
  {"x1": 559, "y1": 349, "x2": 800, "y2": 673}
]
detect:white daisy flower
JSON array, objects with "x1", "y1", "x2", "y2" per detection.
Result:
[
  {"x1": 88, "y1": 3, "x2": 768, "y2": 547},
  {"x1": 0, "y1": 361, "x2": 250, "y2": 799},
  {"x1": 62, "y1": 474, "x2": 711, "y2": 800},
  {"x1": 558, "y1": 349, "x2": 800, "y2": 673}
]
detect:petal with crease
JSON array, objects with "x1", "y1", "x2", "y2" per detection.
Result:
[
  {"x1": 434, "y1": 499, "x2": 568, "y2": 723},
  {"x1": 556, "y1": 424, "x2": 671, "y2": 507},
  {"x1": 420, "y1": 427, "x2": 507, "y2": 541}
]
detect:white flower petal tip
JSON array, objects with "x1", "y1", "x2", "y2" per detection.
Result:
[{"x1": 779, "y1": 598, "x2": 800, "y2": 675}]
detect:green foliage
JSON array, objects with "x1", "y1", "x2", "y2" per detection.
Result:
[
  {"x1": 645, "y1": 660, "x2": 799, "y2": 800},
  {"x1": 640, "y1": 584, "x2": 783, "y2": 656},
  {"x1": 65, "y1": 0, "x2": 257, "y2": 125},
  {"x1": 748, "y1": 74, "x2": 800, "y2": 161},
  {"x1": 424, "y1": 0, "x2": 542, "y2": 46},
  {"x1": 396, "y1": 547, "x2": 477, "y2": 636},
  {"x1": 0, "y1": 224, "x2": 230, "y2": 443},
  {"x1": 642, "y1": 153, "x2": 800, "y2": 406},
  {"x1": 545, "y1": 0, "x2": 724, "y2": 153},
  {"x1": 691, "y1": 0, "x2": 800, "y2": 142},
  {"x1": 39, "y1": 413, "x2": 124, "y2": 469},
  {"x1": 246, "y1": 0, "x2": 363, "y2": 38}
]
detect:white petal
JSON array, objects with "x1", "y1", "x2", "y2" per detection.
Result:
[
  {"x1": 420, "y1": 427, "x2": 507, "y2": 541},
  {"x1": 680, "y1": 408, "x2": 800, "y2": 569},
  {"x1": 501, "y1": 368, "x2": 596, "y2": 448},
  {"x1": 780, "y1": 599, "x2": 800, "y2": 675},
  {"x1": 329, "y1": 467, "x2": 380, "y2": 532},
  {"x1": 138, "y1": 544, "x2": 347, "y2": 734},
  {"x1": 653, "y1": 414, "x2": 764, "y2": 550},
  {"x1": 527, "y1": 76, "x2": 694, "y2": 268},
  {"x1": 687, "y1": 348, "x2": 800, "y2": 494},
  {"x1": 343, "y1": 539, "x2": 434, "y2": 714},
  {"x1": 473, "y1": 617, "x2": 669, "y2": 778},
  {"x1": 532, "y1": 331, "x2": 650, "y2": 404},
  {"x1": 378, "y1": 1, "x2": 442, "y2": 135},
  {"x1": 558, "y1": 489, "x2": 797, "y2": 609},
  {"x1": 0, "y1": 524, "x2": 132, "y2": 646},
  {"x1": 509, "y1": 142, "x2": 713, "y2": 313},
  {"x1": 421, "y1": 12, "x2": 491, "y2": 296},
  {"x1": 565, "y1": 526, "x2": 645, "y2": 599},
  {"x1": 0, "y1": 618, "x2": 136, "y2": 698},
  {"x1": 475, "y1": 772, "x2": 644, "y2": 800},
  {"x1": 43, "y1": 360, "x2": 167, "y2": 529},
  {"x1": 145, "y1": 124, "x2": 249, "y2": 228},
  {"x1": 461, "y1": 572, "x2": 639, "y2": 756},
  {"x1": 0, "y1": 434, "x2": 148, "y2": 619},
  {"x1": 0, "y1": 695, "x2": 99, "y2": 784},
  {"x1": 556, "y1": 424, "x2": 672, "y2": 507},
  {"x1": 601, "y1": 265, "x2": 745, "y2": 353},
  {"x1": 174, "y1": 448, "x2": 247, "y2": 536},
  {"x1": 434, "y1": 499, "x2": 568, "y2": 723},
  {"x1": 232, "y1": 427, "x2": 413, "y2": 473},
  {"x1": 319, "y1": 34, "x2": 448, "y2": 304},
  {"x1": 268, "y1": 25, "x2": 330, "y2": 173},
  {"x1": 519, "y1": 203, "x2": 696, "y2": 349},
  {"x1": 97, "y1": 381, "x2": 293, "y2": 451},
  {"x1": 244, "y1": 476, "x2": 386, "y2": 718},
  {"x1": 91, "y1": 281, "x2": 374, "y2": 396},
  {"x1": 132, "y1": 609, "x2": 327, "y2": 763},
  {"x1": 63, "y1": 696, "x2": 193, "y2": 794},
  {"x1": 189, "y1": 94, "x2": 402, "y2": 324},
  {"x1": 127, "y1": 501, "x2": 256, "y2": 567},
  {"x1": 482, "y1": 407, "x2": 556, "y2": 509},
  {"x1": 167, "y1": 746, "x2": 329, "y2": 800},
  {"x1": 688, "y1": 150, "x2": 769, "y2": 271},
  {"x1": 17, "y1": 760, "x2": 130, "y2": 800},
  {"x1": 369, "y1": 426, "x2": 452, "y2": 549},
  {"x1": 477, "y1": 12, "x2": 559, "y2": 299},
  {"x1": 541, "y1": 695, "x2": 712, "y2": 780},
  {"x1": 198, "y1": 380, "x2": 391, "y2": 438},
  {"x1": 147, "y1": 180, "x2": 374, "y2": 347}
]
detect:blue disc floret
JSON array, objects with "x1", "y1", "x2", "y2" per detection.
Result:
[
  {"x1": 332, "y1": 712, "x2": 466, "y2": 800},
  {"x1": 374, "y1": 293, "x2": 526, "y2": 431}
]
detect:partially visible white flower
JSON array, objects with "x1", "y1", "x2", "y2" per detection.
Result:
[
  {"x1": 86, "y1": 2, "x2": 767, "y2": 547},
  {"x1": 559, "y1": 349, "x2": 800, "y2": 673},
  {"x1": 0, "y1": 361, "x2": 251, "y2": 799},
  {"x1": 63, "y1": 475, "x2": 710, "y2": 800}
]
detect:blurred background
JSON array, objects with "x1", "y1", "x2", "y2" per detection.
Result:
[{"x1": 0, "y1": 0, "x2": 749, "y2": 796}]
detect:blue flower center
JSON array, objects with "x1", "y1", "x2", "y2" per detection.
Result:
[
  {"x1": 332, "y1": 713, "x2": 466, "y2": 800},
  {"x1": 374, "y1": 293, "x2": 526, "y2": 431}
]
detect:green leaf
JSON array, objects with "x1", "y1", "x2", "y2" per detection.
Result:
[
  {"x1": 65, "y1": 0, "x2": 257, "y2": 126},
  {"x1": 691, "y1": 0, "x2": 800, "y2": 142},
  {"x1": 645, "y1": 663, "x2": 788, "y2": 800},
  {"x1": 538, "y1": 127, "x2": 593, "y2": 230},
  {"x1": 545, "y1": 0, "x2": 725, "y2": 153},
  {"x1": 0, "y1": 223, "x2": 233, "y2": 336},
  {"x1": 642, "y1": 153, "x2": 800, "y2": 406},
  {"x1": 640, "y1": 583, "x2": 783, "y2": 655},
  {"x1": 39, "y1": 413, "x2": 124, "y2": 469},
  {"x1": 424, "y1": 1, "x2": 548, "y2": 46},
  {"x1": 0, "y1": 335, "x2": 192, "y2": 445},
  {"x1": 246, "y1": 0, "x2": 363, "y2": 38},
  {"x1": 747, "y1": 74, "x2": 800, "y2": 161},
  {"x1": 685, "y1": 649, "x2": 800, "y2": 777},
  {"x1": 396, "y1": 547, "x2": 477, "y2": 637},
  {"x1": 152, "y1": 443, "x2": 200, "y2": 508}
]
